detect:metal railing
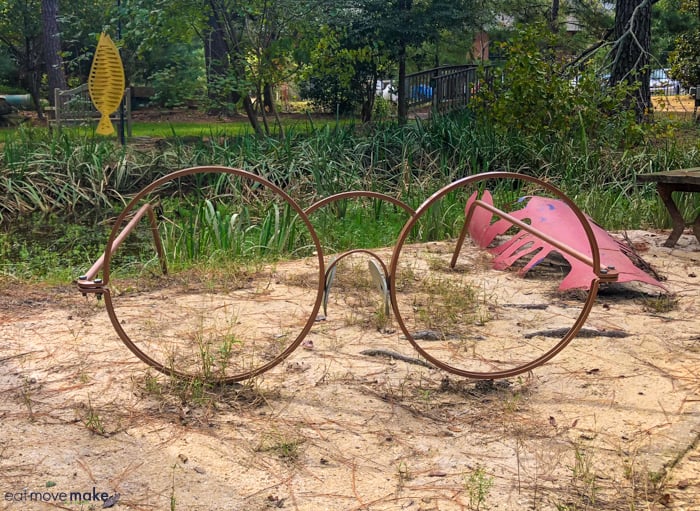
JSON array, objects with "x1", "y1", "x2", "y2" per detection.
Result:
[{"x1": 405, "y1": 64, "x2": 495, "y2": 114}]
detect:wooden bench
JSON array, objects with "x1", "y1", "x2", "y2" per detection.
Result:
[
  {"x1": 51, "y1": 83, "x2": 132, "y2": 136},
  {"x1": 637, "y1": 167, "x2": 700, "y2": 247}
]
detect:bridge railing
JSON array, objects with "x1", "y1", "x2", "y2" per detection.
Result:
[{"x1": 405, "y1": 64, "x2": 495, "y2": 114}]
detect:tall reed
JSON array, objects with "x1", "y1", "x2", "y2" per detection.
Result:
[{"x1": 2, "y1": 111, "x2": 698, "y2": 249}]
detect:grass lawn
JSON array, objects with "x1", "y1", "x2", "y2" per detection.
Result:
[
  {"x1": 130, "y1": 120, "x2": 255, "y2": 138},
  {"x1": 0, "y1": 107, "x2": 351, "y2": 139}
]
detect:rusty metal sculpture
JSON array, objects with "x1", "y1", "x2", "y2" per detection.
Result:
[{"x1": 77, "y1": 166, "x2": 616, "y2": 383}]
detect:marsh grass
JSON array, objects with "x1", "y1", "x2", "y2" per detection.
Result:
[
  {"x1": 640, "y1": 294, "x2": 680, "y2": 313},
  {"x1": 2, "y1": 111, "x2": 699, "y2": 280}
]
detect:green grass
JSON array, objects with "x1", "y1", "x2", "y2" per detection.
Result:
[
  {"x1": 130, "y1": 121, "x2": 253, "y2": 138},
  {"x1": 159, "y1": 196, "x2": 312, "y2": 268},
  {"x1": 56, "y1": 115, "x2": 351, "y2": 139}
]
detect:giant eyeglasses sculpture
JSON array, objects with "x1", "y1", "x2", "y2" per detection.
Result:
[{"x1": 77, "y1": 166, "x2": 619, "y2": 383}]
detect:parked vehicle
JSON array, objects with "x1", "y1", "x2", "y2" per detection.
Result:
[
  {"x1": 375, "y1": 80, "x2": 398, "y2": 103},
  {"x1": 381, "y1": 83, "x2": 398, "y2": 103},
  {"x1": 650, "y1": 69, "x2": 681, "y2": 95}
]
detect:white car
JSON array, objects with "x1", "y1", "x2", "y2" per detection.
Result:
[
  {"x1": 381, "y1": 83, "x2": 398, "y2": 103},
  {"x1": 650, "y1": 69, "x2": 681, "y2": 95}
]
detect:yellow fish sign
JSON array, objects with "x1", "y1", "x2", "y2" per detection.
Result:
[{"x1": 88, "y1": 33, "x2": 125, "y2": 136}]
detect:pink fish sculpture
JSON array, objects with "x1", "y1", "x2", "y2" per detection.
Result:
[{"x1": 465, "y1": 191, "x2": 665, "y2": 291}]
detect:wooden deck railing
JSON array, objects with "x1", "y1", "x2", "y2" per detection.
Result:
[{"x1": 405, "y1": 64, "x2": 495, "y2": 114}]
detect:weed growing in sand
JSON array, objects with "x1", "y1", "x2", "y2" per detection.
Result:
[
  {"x1": 397, "y1": 461, "x2": 412, "y2": 489},
  {"x1": 174, "y1": 377, "x2": 211, "y2": 405},
  {"x1": 256, "y1": 430, "x2": 305, "y2": 462},
  {"x1": 465, "y1": 465, "x2": 493, "y2": 510},
  {"x1": 630, "y1": 462, "x2": 667, "y2": 504},
  {"x1": 372, "y1": 300, "x2": 392, "y2": 331},
  {"x1": 343, "y1": 309, "x2": 363, "y2": 327},
  {"x1": 413, "y1": 274, "x2": 490, "y2": 331},
  {"x1": 196, "y1": 333, "x2": 215, "y2": 381},
  {"x1": 621, "y1": 448, "x2": 667, "y2": 508},
  {"x1": 570, "y1": 445, "x2": 598, "y2": 506},
  {"x1": 426, "y1": 255, "x2": 447, "y2": 272},
  {"x1": 139, "y1": 371, "x2": 214, "y2": 407},
  {"x1": 83, "y1": 395, "x2": 106, "y2": 435},
  {"x1": 167, "y1": 304, "x2": 244, "y2": 381},
  {"x1": 170, "y1": 464, "x2": 178, "y2": 511},
  {"x1": 20, "y1": 376, "x2": 35, "y2": 420},
  {"x1": 216, "y1": 334, "x2": 240, "y2": 375},
  {"x1": 142, "y1": 371, "x2": 162, "y2": 395},
  {"x1": 640, "y1": 294, "x2": 679, "y2": 313}
]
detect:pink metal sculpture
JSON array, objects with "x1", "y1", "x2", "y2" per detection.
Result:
[{"x1": 464, "y1": 191, "x2": 665, "y2": 291}]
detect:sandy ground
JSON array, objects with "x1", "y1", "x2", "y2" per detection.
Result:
[
  {"x1": 0, "y1": 229, "x2": 699, "y2": 511},
  {"x1": 651, "y1": 95, "x2": 697, "y2": 116}
]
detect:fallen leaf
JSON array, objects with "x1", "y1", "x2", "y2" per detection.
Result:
[{"x1": 102, "y1": 493, "x2": 120, "y2": 509}]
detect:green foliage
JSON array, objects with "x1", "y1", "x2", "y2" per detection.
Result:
[
  {"x1": 113, "y1": 0, "x2": 204, "y2": 87},
  {"x1": 0, "y1": 47, "x2": 19, "y2": 89},
  {"x1": 0, "y1": 0, "x2": 42, "y2": 97},
  {"x1": 473, "y1": 24, "x2": 642, "y2": 147},
  {"x1": 652, "y1": 0, "x2": 698, "y2": 66},
  {"x1": 299, "y1": 27, "x2": 384, "y2": 116},
  {"x1": 465, "y1": 465, "x2": 493, "y2": 510},
  {"x1": 2, "y1": 100, "x2": 700, "y2": 281},
  {"x1": 59, "y1": 0, "x2": 114, "y2": 81},
  {"x1": 372, "y1": 96, "x2": 396, "y2": 121},
  {"x1": 0, "y1": 127, "x2": 143, "y2": 218},
  {"x1": 147, "y1": 44, "x2": 206, "y2": 108},
  {"x1": 668, "y1": 29, "x2": 700, "y2": 90},
  {"x1": 0, "y1": 216, "x2": 110, "y2": 280},
  {"x1": 160, "y1": 196, "x2": 309, "y2": 267}
]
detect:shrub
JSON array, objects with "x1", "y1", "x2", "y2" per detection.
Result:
[
  {"x1": 668, "y1": 30, "x2": 700, "y2": 90},
  {"x1": 472, "y1": 24, "x2": 644, "y2": 148}
]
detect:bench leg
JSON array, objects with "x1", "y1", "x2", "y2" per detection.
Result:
[{"x1": 657, "y1": 184, "x2": 686, "y2": 247}]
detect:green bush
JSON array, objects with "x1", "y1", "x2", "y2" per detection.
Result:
[
  {"x1": 669, "y1": 30, "x2": 700, "y2": 90},
  {"x1": 372, "y1": 96, "x2": 396, "y2": 121},
  {"x1": 146, "y1": 44, "x2": 205, "y2": 108},
  {"x1": 472, "y1": 24, "x2": 643, "y2": 148}
]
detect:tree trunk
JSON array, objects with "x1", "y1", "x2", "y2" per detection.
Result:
[
  {"x1": 41, "y1": 0, "x2": 67, "y2": 107},
  {"x1": 550, "y1": 0, "x2": 560, "y2": 33},
  {"x1": 263, "y1": 82, "x2": 285, "y2": 136},
  {"x1": 609, "y1": 0, "x2": 652, "y2": 121},
  {"x1": 263, "y1": 82, "x2": 275, "y2": 113},
  {"x1": 360, "y1": 76, "x2": 376, "y2": 124},
  {"x1": 396, "y1": 0, "x2": 413, "y2": 125},
  {"x1": 242, "y1": 95, "x2": 264, "y2": 136},
  {"x1": 204, "y1": 14, "x2": 240, "y2": 114},
  {"x1": 397, "y1": 47, "x2": 408, "y2": 125},
  {"x1": 25, "y1": 68, "x2": 44, "y2": 120}
]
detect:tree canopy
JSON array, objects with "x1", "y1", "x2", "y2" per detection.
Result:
[{"x1": 0, "y1": 0, "x2": 696, "y2": 128}]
